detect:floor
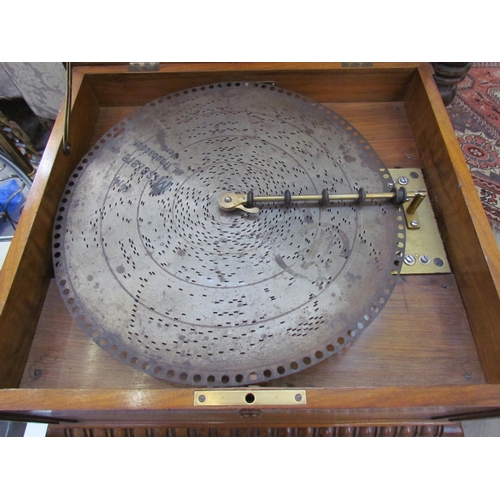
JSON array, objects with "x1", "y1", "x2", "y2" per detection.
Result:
[{"x1": 462, "y1": 418, "x2": 500, "y2": 437}]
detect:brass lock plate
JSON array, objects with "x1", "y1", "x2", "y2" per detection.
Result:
[
  {"x1": 194, "y1": 389, "x2": 307, "y2": 406},
  {"x1": 389, "y1": 168, "x2": 450, "y2": 274}
]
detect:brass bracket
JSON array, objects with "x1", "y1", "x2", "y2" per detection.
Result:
[
  {"x1": 194, "y1": 389, "x2": 307, "y2": 407},
  {"x1": 403, "y1": 192, "x2": 426, "y2": 229},
  {"x1": 389, "y1": 168, "x2": 451, "y2": 274}
]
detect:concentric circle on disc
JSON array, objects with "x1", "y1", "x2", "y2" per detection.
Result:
[{"x1": 53, "y1": 82, "x2": 405, "y2": 386}]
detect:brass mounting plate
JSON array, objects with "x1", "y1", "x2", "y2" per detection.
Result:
[
  {"x1": 194, "y1": 389, "x2": 307, "y2": 406},
  {"x1": 389, "y1": 168, "x2": 450, "y2": 274}
]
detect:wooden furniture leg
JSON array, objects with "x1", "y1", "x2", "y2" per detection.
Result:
[{"x1": 431, "y1": 62, "x2": 472, "y2": 106}]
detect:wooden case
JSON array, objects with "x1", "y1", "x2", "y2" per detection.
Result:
[{"x1": 1, "y1": 63, "x2": 500, "y2": 428}]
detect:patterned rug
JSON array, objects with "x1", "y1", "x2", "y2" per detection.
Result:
[{"x1": 447, "y1": 62, "x2": 500, "y2": 244}]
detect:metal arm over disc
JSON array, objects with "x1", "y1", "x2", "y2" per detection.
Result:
[{"x1": 219, "y1": 187, "x2": 426, "y2": 213}]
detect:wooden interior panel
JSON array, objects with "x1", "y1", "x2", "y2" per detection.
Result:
[
  {"x1": 0, "y1": 76, "x2": 101, "y2": 388},
  {"x1": 20, "y1": 273, "x2": 482, "y2": 390},
  {"x1": 404, "y1": 64, "x2": 500, "y2": 382},
  {"x1": 91, "y1": 107, "x2": 138, "y2": 144},
  {"x1": 80, "y1": 63, "x2": 417, "y2": 107},
  {"x1": 327, "y1": 102, "x2": 421, "y2": 169}
]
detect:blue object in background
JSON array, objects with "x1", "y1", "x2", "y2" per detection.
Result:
[{"x1": 0, "y1": 178, "x2": 24, "y2": 213}]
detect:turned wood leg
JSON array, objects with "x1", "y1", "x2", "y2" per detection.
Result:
[{"x1": 431, "y1": 62, "x2": 473, "y2": 106}]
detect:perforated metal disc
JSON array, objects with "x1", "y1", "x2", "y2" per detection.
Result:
[{"x1": 53, "y1": 82, "x2": 405, "y2": 387}]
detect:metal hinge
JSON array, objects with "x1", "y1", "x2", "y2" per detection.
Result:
[
  {"x1": 341, "y1": 62, "x2": 374, "y2": 67},
  {"x1": 128, "y1": 62, "x2": 160, "y2": 72}
]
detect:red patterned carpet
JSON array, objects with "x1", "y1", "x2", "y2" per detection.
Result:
[{"x1": 447, "y1": 63, "x2": 500, "y2": 241}]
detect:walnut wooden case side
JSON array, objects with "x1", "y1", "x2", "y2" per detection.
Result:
[{"x1": 404, "y1": 64, "x2": 500, "y2": 383}]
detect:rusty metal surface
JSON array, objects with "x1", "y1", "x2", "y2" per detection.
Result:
[{"x1": 53, "y1": 82, "x2": 405, "y2": 386}]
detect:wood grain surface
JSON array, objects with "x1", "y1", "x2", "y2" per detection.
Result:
[
  {"x1": 76, "y1": 63, "x2": 418, "y2": 107},
  {"x1": 0, "y1": 74, "x2": 100, "y2": 388},
  {"x1": 2, "y1": 385, "x2": 500, "y2": 425},
  {"x1": 405, "y1": 65, "x2": 500, "y2": 382},
  {"x1": 20, "y1": 273, "x2": 482, "y2": 390}
]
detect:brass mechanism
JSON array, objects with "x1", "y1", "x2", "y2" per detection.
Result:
[
  {"x1": 389, "y1": 168, "x2": 450, "y2": 274},
  {"x1": 218, "y1": 169, "x2": 449, "y2": 275},
  {"x1": 219, "y1": 193, "x2": 259, "y2": 213},
  {"x1": 403, "y1": 192, "x2": 427, "y2": 230},
  {"x1": 218, "y1": 188, "x2": 426, "y2": 213}
]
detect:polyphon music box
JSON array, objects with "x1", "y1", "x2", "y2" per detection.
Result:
[{"x1": 1, "y1": 63, "x2": 500, "y2": 431}]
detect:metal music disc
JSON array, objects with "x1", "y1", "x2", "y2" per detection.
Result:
[{"x1": 53, "y1": 82, "x2": 405, "y2": 387}]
